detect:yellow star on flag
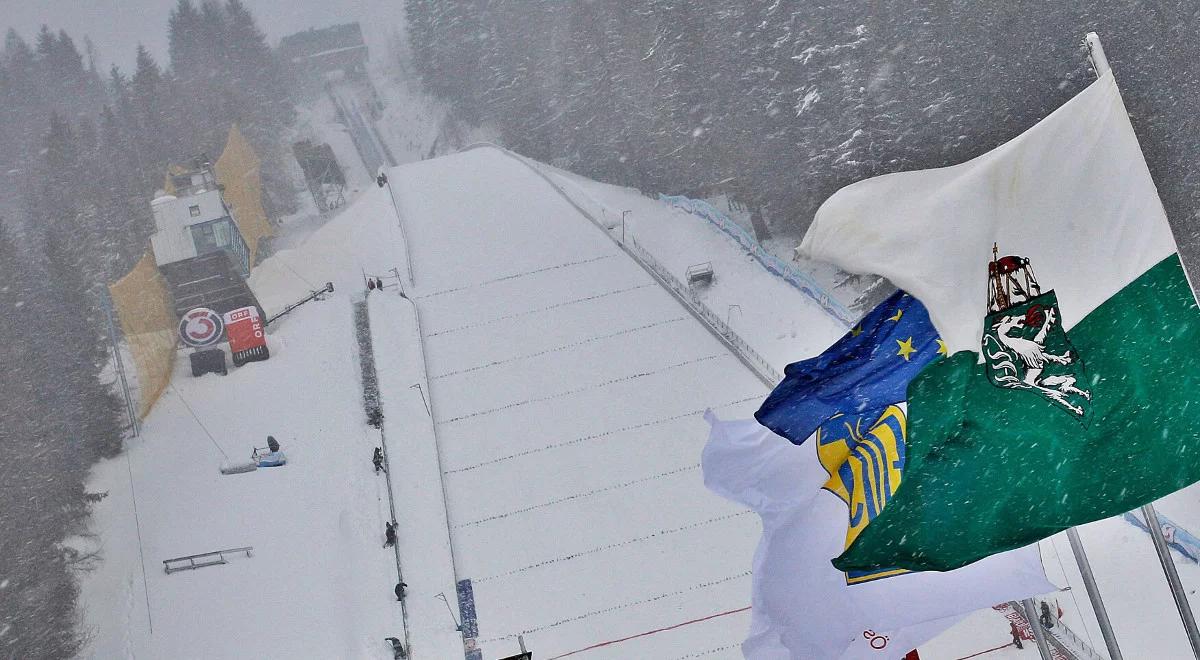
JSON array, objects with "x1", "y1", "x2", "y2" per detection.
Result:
[
  {"x1": 888, "y1": 309, "x2": 904, "y2": 322},
  {"x1": 850, "y1": 325, "x2": 863, "y2": 337},
  {"x1": 936, "y1": 339, "x2": 949, "y2": 356},
  {"x1": 896, "y1": 337, "x2": 916, "y2": 361}
]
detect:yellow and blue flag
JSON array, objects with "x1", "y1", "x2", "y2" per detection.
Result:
[{"x1": 755, "y1": 290, "x2": 943, "y2": 446}]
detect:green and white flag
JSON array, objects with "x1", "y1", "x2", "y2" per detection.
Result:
[{"x1": 799, "y1": 70, "x2": 1200, "y2": 572}]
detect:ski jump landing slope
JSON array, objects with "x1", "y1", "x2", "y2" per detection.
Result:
[{"x1": 391, "y1": 147, "x2": 770, "y2": 658}]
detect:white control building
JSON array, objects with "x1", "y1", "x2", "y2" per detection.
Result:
[{"x1": 150, "y1": 164, "x2": 251, "y2": 277}]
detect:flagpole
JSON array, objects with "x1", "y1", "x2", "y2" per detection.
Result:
[
  {"x1": 1143, "y1": 502, "x2": 1200, "y2": 658},
  {"x1": 1021, "y1": 599, "x2": 1054, "y2": 659},
  {"x1": 1022, "y1": 33, "x2": 1126, "y2": 660},
  {"x1": 1083, "y1": 32, "x2": 1110, "y2": 79},
  {"x1": 1065, "y1": 527, "x2": 1123, "y2": 659},
  {"x1": 1084, "y1": 31, "x2": 1200, "y2": 659}
]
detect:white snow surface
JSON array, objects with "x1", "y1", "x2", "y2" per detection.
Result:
[
  {"x1": 78, "y1": 137, "x2": 1200, "y2": 660},
  {"x1": 389, "y1": 147, "x2": 768, "y2": 658}
]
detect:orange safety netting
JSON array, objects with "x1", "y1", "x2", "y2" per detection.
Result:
[
  {"x1": 108, "y1": 249, "x2": 177, "y2": 419},
  {"x1": 215, "y1": 123, "x2": 273, "y2": 266}
]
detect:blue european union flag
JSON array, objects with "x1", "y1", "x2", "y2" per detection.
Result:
[{"x1": 755, "y1": 290, "x2": 943, "y2": 445}]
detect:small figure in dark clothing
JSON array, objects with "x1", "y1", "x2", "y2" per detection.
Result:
[
  {"x1": 385, "y1": 637, "x2": 407, "y2": 658},
  {"x1": 395, "y1": 581, "x2": 407, "y2": 601},
  {"x1": 375, "y1": 277, "x2": 384, "y2": 290},
  {"x1": 373, "y1": 447, "x2": 386, "y2": 473},
  {"x1": 384, "y1": 521, "x2": 397, "y2": 548},
  {"x1": 1039, "y1": 601, "x2": 1055, "y2": 629},
  {"x1": 267, "y1": 436, "x2": 280, "y2": 452},
  {"x1": 1010, "y1": 621, "x2": 1024, "y2": 649},
  {"x1": 368, "y1": 278, "x2": 377, "y2": 291},
  {"x1": 377, "y1": 172, "x2": 389, "y2": 187}
]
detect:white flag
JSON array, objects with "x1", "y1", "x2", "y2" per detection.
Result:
[{"x1": 702, "y1": 412, "x2": 1055, "y2": 659}]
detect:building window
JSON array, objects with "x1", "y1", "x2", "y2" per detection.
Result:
[
  {"x1": 191, "y1": 218, "x2": 235, "y2": 254},
  {"x1": 188, "y1": 216, "x2": 249, "y2": 275},
  {"x1": 189, "y1": 204, "x2": 201, "y2": 217}
]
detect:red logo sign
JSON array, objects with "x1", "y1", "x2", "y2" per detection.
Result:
[
  {"x1": 224, "y1": 306, "x2": 269, "y2": 366},
  {"x1": 178, "y1": 308, "x2": 224, "y2": 347},
  {"x1": 224, "y1": 307, "x2": 265, "y2": 353}
]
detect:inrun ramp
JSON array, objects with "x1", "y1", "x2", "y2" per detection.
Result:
[{"x1": 392, "y1": 147, "x2": 770, "y2": 659}]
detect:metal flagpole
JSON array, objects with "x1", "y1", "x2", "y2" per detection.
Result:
[
  {"x1": 1143, "y1": 503, "x2": 1200, "y2": 658},
  {"x1": 1031, "y1": 32, "x2": 1128, "y2": 660},
  {"x1": 1021, "y1": 598, "x2": 1054, "y2": 659},
  {"x1": 1066, "y1": 527, "x2": 1122, "y2": 659},
  {"x1": 1083, "y1": 32, "x2": 1110, "y2": 79},
  {"x1": 1084, "y1": 31, "x2": 1200, "y2": 659}
]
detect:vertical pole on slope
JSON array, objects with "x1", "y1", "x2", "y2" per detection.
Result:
[
  {"x1": 103, "y1": 293, "x2": 139, "y2": 437},
  {"x1": 1086, "y1": 31, "x2": 1200, "y2": 659},
  {"x1": 410, "y1": 383, "x2": 430, "y2": 417},
  {"x1": 1066, "y1": 527, "x2": 1123, "y2": 659},
  {"x1": 436, "y1": 592, "x2": 462, "y2": 631},
  {"x1": 1022, "y1": 598, "x2": 1054, "y2": 660},
  {"x1": 1143, "y1": 503, "x2": 1200, "y2": 659}
]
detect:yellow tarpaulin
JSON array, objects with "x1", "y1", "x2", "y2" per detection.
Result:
[
  {"x1": 215, "y1": 124, "x2": 273, "y2": 265},
  {"x1": 108, "y1": 250, "x2": 177, "y2": 419}
]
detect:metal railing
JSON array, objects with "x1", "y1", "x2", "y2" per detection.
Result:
[
  {"x1": 1034, "y1": 597, "x2": 1107, "y2": 660},
  {"x1": 1006, "y1": 600, "x2": 1106, "y2": 660},
  {"x1": 625, "y1": 236, "x2": 782, "y2": 387},
  {"x1": 162, "y1": 546, "x2": 252, "y2": 574},
  {"x1": 1050, "y1": 619, "x2": 1106, "y2": 660},
  {"x1": 658, "y1": 194, "x2": 855, "y2": 327},
  {"x1": 462, "y1": 142, "x2": 784, "y2": 389}
]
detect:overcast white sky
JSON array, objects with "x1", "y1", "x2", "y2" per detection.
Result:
[{"x1": 0, "y1": 0, "x2": 405, "y2": 72}]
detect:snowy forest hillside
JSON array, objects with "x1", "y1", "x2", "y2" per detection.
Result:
[
  {"x1": 404, "y1": 1, "x2": 1200, "y2": 262},
  {"x1": 0, "y1": 3, "x2": 294, "y2": 656}
]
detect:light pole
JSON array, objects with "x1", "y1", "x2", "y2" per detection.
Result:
[
  {"x1": 621, "y1": 210, "x2": 631, "y2": 244},
  {"x1": 410, "y1": 383, "x2": 430, "y2": 416},
  {"x1": 726, "y1": 304, "x2": 742, "y2": 327},
  {"x1": 435, "y1": 592, "x2": 462, "y2": 631}
]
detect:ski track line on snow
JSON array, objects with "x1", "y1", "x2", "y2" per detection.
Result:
[
  {"x1": 454, "y1": 464, "x2": 701, "y2": 529},
  {"x1": 431, "y1": 317, "x2": 689, "y2": 380},
  {"x1": 436, "y1": 354, "x2": 728, "y2": 425},
  {"x1": 414, "y1": 254, "x2": 619, "y2": 300},
  {"x1": 477, "y1": 571, "x2": 753, "y2": 642},
  {"x1": 425, "y1": 283, "x2": 656, "y2": 338},
  {"x1": 442, "y1": 395, "x2": 762, "y2": 475},
  {"x1": 474, "y1": 511, "x2": 754, "y2": 584}
]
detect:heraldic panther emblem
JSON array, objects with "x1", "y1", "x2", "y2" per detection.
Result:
[{"x1": 981, "y1": 244, "x2": 1091, "y2": 420}]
